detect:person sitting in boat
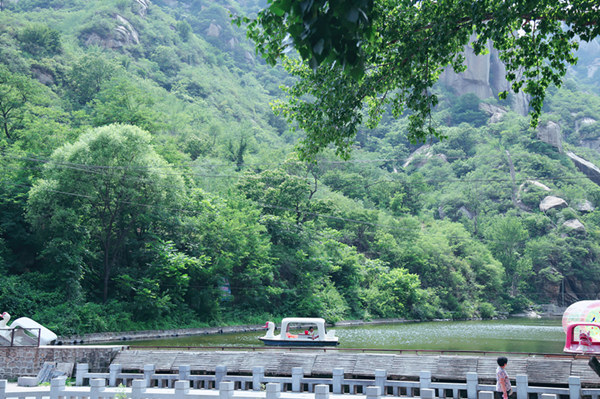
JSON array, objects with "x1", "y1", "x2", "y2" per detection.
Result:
[
  {"x1": 579, "y1": 328, "x2": 592, "y2": 352},
  {"x1": 307, "y1": 326, "x2": 319, "y2": 340}
]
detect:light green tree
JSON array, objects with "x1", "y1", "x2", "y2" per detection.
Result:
[
  {"x1": 91, "y1": 77, "x2": 159, "y2": 132},
  {"x1": 27, "y1": 124, "x2": 185, "y2": 302},
  {"x1": 484, "y1": 215, "x2": 531, "y2": 296},
  {"x1": 0, "y1": 66, "x2": 32, "y2": 142},
  {"x1": 66, "y1": 52, "x2": 116, "y2": 106}
]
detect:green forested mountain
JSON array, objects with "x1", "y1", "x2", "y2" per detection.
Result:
[{"x1": 1, "y1": 0, "x2": 600, "y2": 336}]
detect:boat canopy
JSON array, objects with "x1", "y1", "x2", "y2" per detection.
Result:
[
  {"x1": 564, "y1": 322, "x2": 600, "y2": 354},
  {"x1": 280, "y1": 318, "x2": 328, "y2": 341}
]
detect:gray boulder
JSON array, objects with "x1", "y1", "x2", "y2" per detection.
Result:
[
  {"x1": 563, "y1": 219, "x2": 586, "y2": 233},
  {"x1": 539, "y1": 196, "x2": 568, "y2": 212},
  {"x1": 537, "y1": 121, "x2": 563, "y2": 153},
  {"x1": 567, "y1": 151, "x2": 600, "y2": 186},
  {"x1": 575, "y1": 200, "x2": 595, "y2": 213}
]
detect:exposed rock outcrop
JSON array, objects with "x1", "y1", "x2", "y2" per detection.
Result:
[
  {"x1": 134, "y1": 0, "x2": 150, "y2": 17},
  {"x1": 206, "y1": 22, "x2": 221, "y2": 37},
  {"x1": 563, "y1": 219, "x2": 585, "y2": 233},
  {"x1": 439, "y1": 38, "x2": 529, "y2": 116},
  {"x1": 458, "y1": 206, "x2": 474, "y2": 220},
  {"x1": 83, "y1": 14, "x2": 140, "y2": 49},
  {"x1": 579, "y1": 40, "x2": 600, "y2": 79},
  {"x1": 575, "y1": 200, "x2": 595, "y2": 213},
  {"x1": 403, "y1": 145, "x2": 431, "y2": 168},
  {"x1": 567, "y1": 151, "x2": 600, "y2": 186},
  {"x1": 537, "y1": 121, "x2": 563, "y2": 153},
  {"x1": 576, "y1": 117, "x2": 596, "y2": 134},
  {"x1": 539, "y1": 196, "x2": 568, "y2": 212},
  {"x1": 115, "y1": 15, "x2": 139, "y2": 45},
  {"x1": 32, "y1": 66, "x2": 54, "y2": 85},
  {"x1": 402, "y1": 145, "x2": 448, "y2": 169},
  {"x1": 440, "y1": 41, "x2": 493, "y2": 99},
  {"x1": 520, "y1": 180, "x2": 552, "y2": 192},
  {"x1": 516, "y1": 180, "x2": 551, "y2": 211},
  {"x1": 577, "y1": 118, "x2": 600, "y2": 150},
  {"x1": 479, "y1": 103, "x2": 507, "y2": 124}
]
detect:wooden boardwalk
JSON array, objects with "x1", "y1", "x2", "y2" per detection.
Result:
[{"x1": 111, "y1": 350, "x2": 600, "y2": 386}]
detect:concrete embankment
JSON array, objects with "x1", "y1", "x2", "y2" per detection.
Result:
[{"x1": 57, "y1": 324, "x2": 266, "y2": 345}]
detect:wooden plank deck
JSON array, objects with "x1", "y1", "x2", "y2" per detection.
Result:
[{"x1": 110, "y1": 351, "x2": 600, "y2": 386}]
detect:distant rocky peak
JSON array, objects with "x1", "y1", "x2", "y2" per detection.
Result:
[
  {"x1": 537, "y1": 121, "x2": 563, "y2": 153},
  {"x1": 439, "y1": 37, "x2": 530, "y2": 116}
]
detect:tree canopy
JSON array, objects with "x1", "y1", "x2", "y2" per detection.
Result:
[
  {"x1": 239, "y1": 0, "x2": 600, "y2": 160},
  {"x1": 1, "y1": 0, "x2": 600, "y2": 335}
]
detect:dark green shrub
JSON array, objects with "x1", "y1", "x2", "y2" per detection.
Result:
[{"x1": 18, "y1": 24, "x2": 62, "y2": 56}]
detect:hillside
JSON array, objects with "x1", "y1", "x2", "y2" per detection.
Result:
[{"x1": 1, "y1": 0, "x2": 600, "y2": 335}]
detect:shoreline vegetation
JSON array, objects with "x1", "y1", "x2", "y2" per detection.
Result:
[{"x1": 56, "y1": 307, "x2": 564, "y2": 345}]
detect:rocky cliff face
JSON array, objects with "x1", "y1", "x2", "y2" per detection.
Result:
[
  {"x1": 440, "y1": 40, "x2": 530, "y2": 116},
  {"x1": 567, "y1": 151, "x2": 600, "y2": 186},
  {"x1": 81, "y1": 0, "x2": 146, "y2": 50}
]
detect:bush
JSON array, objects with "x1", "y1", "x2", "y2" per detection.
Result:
[
  {"x1": 18, "y1": 24, "x2": 62, "y2": 56},
  {"x1": 508, "y1": 295, "x2": 531, "y2": 313},
  {"x1": 478, "y1": 302, "x2": 496, "y2": 319}
]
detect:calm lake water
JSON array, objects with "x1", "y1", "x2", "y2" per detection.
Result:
[{"x1": 123, "y1": 318, "x2": 566, "y2": 354}]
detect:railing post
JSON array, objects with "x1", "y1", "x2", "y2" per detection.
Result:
[
  {"x1": 131, "y1": 379, "x2": 146, "y2": 399},
  {"x1": 215, "y1": 365, "x2": 227, "y2": 389},
  {"x1": 253, "y1": 366, "x2": 265, "y2": 391},
  {"x1": 179, "y1": 365, "x2": 191, "y2": 381},
  {"x1": 266, "y1": 382, "x2": 281, "y2": 399},
  {"x1": 50, "y1": 376, "x2": 66, "y2": 399},
  {"x1": 420, "y1": 371, "x2": 432, "y2": 390},
  {"x1": 90, "y1": 378, "x2": 106, "y2": 399},
  {"x1": 367, "y1": 386, "x2": 382, "y2": 399},
  {"x1": 568, "y1": 376, "x2": 581, "y2": 399},
  {"x1": 143, "y1": 364, "x2": 155, "y2": 387},
  {"x1": 316, "y1": 384, "x2": 330, "y2": 399},
  {"x1": 421, "y1": 388, "x2": 436, "y2": 399},
  {"x1": 466, "y1": 372, "x2": 478, "y2": 399},
  {"x1": 375, "y1": 370, "x2": 387, "y2": 394},
  {"x1": 479, "y1": 392, "x2": 494, "y2": 399},
  {"x1": 109, "y1": 363, "x2": 121, "y2": 387},
  {"x1": 220, "y1": 381, "x2": 234, "y2": 399},
  {"x1": 175, "y1": 380, "x2": 190, "y2": 399},
  {"x1": 516, "y1": 374, "x2": 528, "y2": 399},
  {"x1": 292, "y1": 367, "x2": 303, "y2": 392},
  {"x1": 0, "y1": 379, "x2": 6, "y2": 399},
  {"x1": 76, "y1": 363, "x2": 89, "y2": 386},
  {"x1": 333, "y1": 368, "x2": 344, "y2": 394}
]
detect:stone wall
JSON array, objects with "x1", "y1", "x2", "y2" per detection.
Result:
[{"x1": 0, "y1": 345, "x2": 124, "y2": 379}]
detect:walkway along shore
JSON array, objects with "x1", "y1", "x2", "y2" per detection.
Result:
[{"x1": 111, "y1": 350, "x2": 598, "y2": 386}]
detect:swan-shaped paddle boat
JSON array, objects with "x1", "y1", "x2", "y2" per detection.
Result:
[
  {"x1": 259, "y1": 317, "x2": 339, "y2": 346},
  {"x1": 0, "y1": 312, "x2": 58, "y2": 346}
]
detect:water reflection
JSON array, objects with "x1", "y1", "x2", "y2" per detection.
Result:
[{"x1": 122, "y1": 318, "x2": 565, "y2": 354}]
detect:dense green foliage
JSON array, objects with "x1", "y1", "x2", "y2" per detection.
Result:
[
  {"x1": 1, "y1": 0, "x2": 600, "y2": 337},
  {"x1": 239, "y1": 0, "x2": 599, "y2": 160}
]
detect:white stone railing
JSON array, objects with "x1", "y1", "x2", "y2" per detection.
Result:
[
  {"x1": 0, "y1": 378, "x2": 588, "y2": 399},
  {"x1": 71, "y1": 363, "x2": 596, "y2": 399}
]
